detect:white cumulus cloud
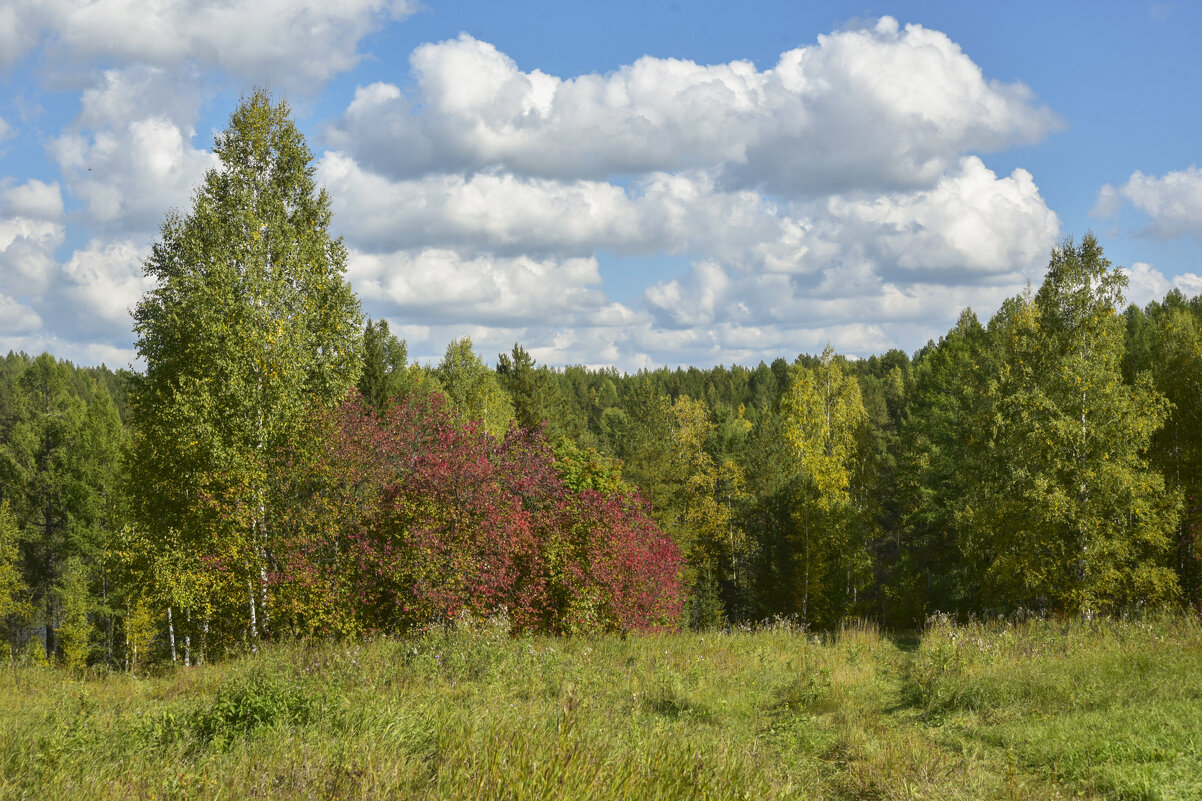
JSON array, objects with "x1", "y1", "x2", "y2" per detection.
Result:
[
  {"x1": 347, "y1": 248, "x2": 622, "y2": 328},
  {"x1": 321, "y1": 154, "x2": 1056, "y2": 280},
  {"x1": 2, "y1": 178, "x2": 64, "y2": 221},
  {"x1": 7, "y1": 0, "x2": 418, "y2": 88},
  {"x1": 329, "y1": 19, "x2": 1060, "y2": 193},
  {"x1": 1121, "y1": 262, "x2": 1202, "y2": 307},
  {"x1": 49, "y1": 69, "x2": 217, "y2": 235},
  {"x1": 1094, "y1": 166, "x2": 1202, "y2": 239},
  {"x1": 0, "y1": 293, "x2": 43, "y2": 335},
  {"x1": 0, "y1": 179, "x2": 67, "y2": 298},
  {"x1": 3, "y1": 15, "x2": 1076, "y2": 370},
  {"x1": 59, "y1": 239, "x2": 155, "y2": 335}
]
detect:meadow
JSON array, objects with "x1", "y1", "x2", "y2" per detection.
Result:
[{"x1": 2, "y1": 614, "x2": 1199, "y2": 800}]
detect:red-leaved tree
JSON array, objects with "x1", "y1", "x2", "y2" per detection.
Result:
[{"x1": 271, "y1": 393, "x2": 682, "y2": 635}]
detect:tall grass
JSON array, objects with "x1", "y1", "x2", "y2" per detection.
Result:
[
  {"x1": 909, "y1": 612, "x2": 1202, "y2": 800},
  {"x1": 2, "y1": 612, "x2": 1197, "y2": 799}
]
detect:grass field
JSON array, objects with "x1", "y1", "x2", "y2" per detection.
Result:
[{"x1": 2, "y1": 613, "x2": 1199, "y2": 800}]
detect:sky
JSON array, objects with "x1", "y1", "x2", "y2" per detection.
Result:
[{"x1": 1, "y1": 1, "x2": 1200, "y2": 371}]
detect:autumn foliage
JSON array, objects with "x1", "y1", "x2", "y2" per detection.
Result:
[{"x1": 271, "y1": 393, "x2": 682, "y2": 636}]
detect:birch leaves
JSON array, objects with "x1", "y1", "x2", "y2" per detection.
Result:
[
  {"x1": 969, "y1": 235, "x2": 1178, "y2": 612},
  {"x1": 781, "y1": 346, "x2": 868, "y2": 625},
  {"x1": 130, "y1": 90, "x2": 362, "y2": 651}
]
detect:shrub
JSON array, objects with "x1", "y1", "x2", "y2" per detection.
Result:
[{"x1": 271, "y1": 393, "x2": 683, "y2": 636}]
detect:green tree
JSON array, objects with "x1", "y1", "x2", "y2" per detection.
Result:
[
  {"x1": 6, "y1": 354, "x2": 93, "y2": 658},
  {"x1": 0, "y1": 502, "x2": 31, "y2": 659},
  {"x1": 130, "y1": 89, "x2": 362, "y2": 651},
  {"x1": 552, "y1": 437, "x2": 630, "y2": 496},
  {"x1": 780, "y1": 345, "x2": 868, "y2": 627},
  {"x1": 1142, "y1": 292, "x2": 1202, "y2": 604},
  {"x1": 966, "y1": 236, "x2": 1179, "y2": 612},
  {"x1": 55, "y1": 557, "x2": 92, "y2": 671},
  {"x1": 497, "y1": 344, "x2": 540, "y2": 431},
  {"x1": 357, "y1": 318, "x2": 409, "y2": 413},
  {"x1": 891, "y1": 310, "x2": 987, "y2": 621},
  {"x1": 663, "y1": 396, "x2": 748, "y2": 628},
  {"x1": 77, "y1": 383, "x2": 127, "y2": 664},
  {"x1": 436, "y1": 338, "x2": 514, "y2": 439},
  {"x1": 497, "y1": 343, "x2": 582, "y2": 438}
]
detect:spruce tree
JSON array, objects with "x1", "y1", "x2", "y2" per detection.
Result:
[{"x1": 357, "y1": 318, "x2": 408, "y2": 413}]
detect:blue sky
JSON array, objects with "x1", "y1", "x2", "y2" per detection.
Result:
[{"x1": 1, "y1": 1, "x2": 1199, "y2": 370}]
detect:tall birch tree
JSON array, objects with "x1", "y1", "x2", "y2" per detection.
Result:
[
  {"x1": 781, "y1": 345, "x2": 867, "y2": 627},
  {"x1": 965, "y1": 236, "x2": 1179, "y2": 612},
  {"x1": 130, "y1": 90, "x2": 361, "y2": 651}
]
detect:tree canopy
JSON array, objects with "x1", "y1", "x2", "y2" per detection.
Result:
[{"x1": 129, "y1": 89, "x2": 362, "y2": 653}]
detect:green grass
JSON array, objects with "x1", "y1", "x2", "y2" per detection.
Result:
[{"x1": 2, "y1": 612, "x2": 1199, "y2": 800}]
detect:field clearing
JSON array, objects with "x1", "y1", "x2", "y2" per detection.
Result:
[{"x1": 2, "y1": 614, "x2": 1199, "y2": 800}]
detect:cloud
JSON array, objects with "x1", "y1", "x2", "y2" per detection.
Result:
[
  {"x1": 1093, "y1": 166, "x2": 1202, "y2": 238},
  {"x1": 57, "y1": 239, "x2": 154, "y2": 337},
  {"x1": 319, "y1": 153, "x2": 809, "y2": 269},
  {"x1": 49, "y1": 69, "x2": 217, "y2": 235},
  {"x1": 75, "y1": 66, "x2": 205, "y2": 131},
  {"x1": 0, "y1": 175, "x2": 151, "y2": 355},
  {"x1": 1121, "y1": 261, "x2": 1202, "y2": 307},
  {"x1": 0, "y1": 179, "x2": 66, "y2": 297},
  {"x1": 0, "y1": 293, "x2": 42, "y2": 335},
  {"x1": 321, "y1": 153, "x2": 1055, "y2": 279},
  {"x1": 813, "y1": 157, "x2": 1060, "y2": 283},
  {"x1": 2, "y1": 15, "x2": 1072, "y2": 370},
  {"x1": 347, "y1": 248, "x2": 624, "y2": 328},
  {"x1": 8, "y1": 0, "x2": 418, "y2": 88},
  {"x1": 1091, "y1": 183, "x2": 1122, "y2": 218},
  {"x1": 329, "y1": 20, "x2": 1060, "y2": 193},
  {"x1": 2, "y1": 178, "x2": 64, "y2": 221},
  {"x1": 0, "y1": 2, "x2": 42, "y2": 71},
  {"x1": 51, "y1": 116, "x2": 216, "y2": 234},
  {"x1": 0, "y1": 178, "x2": 150, "y2": 343},
  {"x1": 327, "y1": 150, "x2": 1058, "y2": 369}
]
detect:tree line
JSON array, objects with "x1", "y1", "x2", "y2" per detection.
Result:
[{"x1": 1, "y1": 91, "x2": 1198, "y2": 669}]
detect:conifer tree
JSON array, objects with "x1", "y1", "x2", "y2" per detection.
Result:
[
  {"x1": 357, "y1": 318, "x2": 409, "y2": 413},
  {"x1": 1141, "y1": 292, "x2": 1202, "y2": 604},
  {"x1": 7, "y1": 354, "x2": 92, "y2": 658},
  {"x1": 893, "y1": 309, "x2": 987, "y2": 620}
]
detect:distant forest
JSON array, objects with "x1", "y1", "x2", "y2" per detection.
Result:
[{"x1": 1, "y1": 91, "x2": 1198, "y2": 671}]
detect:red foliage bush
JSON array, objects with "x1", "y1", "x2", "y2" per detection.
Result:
[{"x1": 273, "y1": 393, "x2": 682, "y2": 635}]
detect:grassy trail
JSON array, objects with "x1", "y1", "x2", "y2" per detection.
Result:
[{"x1": 1, "y1": 615, "x2": 1198, "y2": 799}]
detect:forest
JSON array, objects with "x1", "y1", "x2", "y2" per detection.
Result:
[{"x1": 1, "y1": 90, "x2": 1199, "y2": 673}]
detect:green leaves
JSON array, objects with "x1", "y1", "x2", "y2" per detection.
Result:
[
  {"x1": 0, "y1": 502, "x2": 31, "y2": 657},
  {"x1": 436, "y1": 338, "x2": 515, "y2": 440},
  {"x1": 779, "y1": 346, "x2": 869, "y2": 626},
  {"x1": 130, "y1": 89, "x2": 362, "y2": 650},
  {"x1": 782, "y1": 346, "x2": 867, "y2": 510},
  {"x1": 966, "y1": 235, "x2": 1179, "y2": 612}
]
